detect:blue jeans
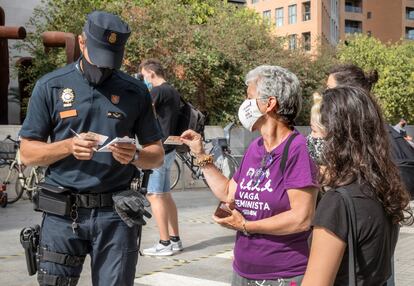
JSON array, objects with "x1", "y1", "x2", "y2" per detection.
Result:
[
  {"x1": 39, "y1": 208, "x2": 140, "y2": 286},
  {"x1": 147, "y1": 150, "x2": 176, "y2": 194}
]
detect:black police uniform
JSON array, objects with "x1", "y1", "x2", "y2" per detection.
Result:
[{"x1": 19, "y1": 11, "x2": 162, "y2": 286}]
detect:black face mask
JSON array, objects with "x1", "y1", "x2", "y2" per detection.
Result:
[{"x1": 81, "y1": 56, "x2": 114, "y2": 86}]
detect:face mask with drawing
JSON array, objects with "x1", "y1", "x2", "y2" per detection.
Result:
[
  {"x1": 306, "y1": 135, "x2": 325, "y2": 164},
  {"x1": 238, "y1": 99, "x2": 264, "y2": 132}
]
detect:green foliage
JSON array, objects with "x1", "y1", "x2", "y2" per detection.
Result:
[
  {"x1": 337, "y1": 34, "x2": 414, "y2": 124},
  {"x1": 16, "y1": 0, "x2": 333, "y2": 125}
]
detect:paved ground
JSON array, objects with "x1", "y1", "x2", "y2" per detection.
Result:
[{"x1": 1, "y1": 189, "x2": 413, "y2": 286}]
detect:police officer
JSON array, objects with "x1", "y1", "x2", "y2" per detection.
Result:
[{"x1": 19, "y1": 11, "x2": 164, "y2": 286}]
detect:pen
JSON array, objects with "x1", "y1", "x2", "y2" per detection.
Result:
[{"x1": 70, "y1": 128, "x2": 98, "y2": 152}]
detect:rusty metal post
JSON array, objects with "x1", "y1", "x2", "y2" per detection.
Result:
[
  {"x1": 0, "y1": 7, "x2": 9, "y2": 125},
  {"x1": 0, "y1": 7, "x2": 27, "y2": 124},
  {"x1": 41, "y1": 31, "x2": 80, "y2": 64},
  {"x1": 0, "y1": 26, "x2": 26, "y2": 39}
]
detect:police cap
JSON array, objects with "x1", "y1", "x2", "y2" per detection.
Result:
[{"x1": 83, "y1": 11, "x2": 131, "y2": 69}]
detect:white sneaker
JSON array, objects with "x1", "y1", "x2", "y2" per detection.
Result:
[
  {"x1": 171, "y1": 240, "x2": 184, "y2": 252},
  {"x1": 142, "y1": 242, "x2": 173, "y2": 256}
]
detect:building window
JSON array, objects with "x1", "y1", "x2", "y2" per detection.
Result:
[
  {"x1": 288, "y1": 5, "x2": 297, "y2": 24},
  {"x1": 275, "y1": 8, "x2": 284, "y2": 27},
  {"x1": 302, "y1": 32, "x2": 311, "y2": 51},
  {"x1": 289, "y1": 34, "x2": 297, "y2": 50},
  {"x1": 251, "y1": 0, "x2": 259, "y2": 4},
  {"x1": 406, "y1": 27, "x2": 414, "y2": 40},
  {"x1": 345, "y1": 0, "x2": 362, "y2": 13},
  {"x1": 303, "y1": 2, "x2": 311, "y2": 21},
  {"x1": 407, "y1": 7, "x2": 414, "y2": 20},
  {"x1": 367, "y1": 12, "x2": 372, "y2": 19},
  {"x1": 263, "y1": 10, "x2": 271, "y2": 24},
  {"x1": 345, "y1": 20, "x2": 362, "y2": 34}
]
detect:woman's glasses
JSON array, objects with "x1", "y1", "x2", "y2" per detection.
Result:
[{"x1": 252, "y1": 152, "x2": 274, "y2": 186}]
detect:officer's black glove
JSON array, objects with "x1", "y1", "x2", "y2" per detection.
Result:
[{"x1": 112, "y1": 190, "x2": 152, "y2": 227}]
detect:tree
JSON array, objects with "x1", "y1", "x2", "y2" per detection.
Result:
[
  {"x1": 16, "y1": 0, "x2": 333, "y2": 125},
  {"x1": 337, "y1": 34, "x2": 414, "y2": 124}
]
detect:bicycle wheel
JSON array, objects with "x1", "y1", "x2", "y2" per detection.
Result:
[
  {"x1": 5, "y1": 165, "x2": 24, "y2": 204},
  {"x1": 169, "y1": 159, "x2": 181, "y2": 190},
  {"x1": 25, "y1": 166, "x2": 46, "y2": 201}
]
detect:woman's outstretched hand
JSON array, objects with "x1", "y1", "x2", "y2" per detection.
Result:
[{"x1": 180, "y1": 130, "x2": 205, "y2": 156}]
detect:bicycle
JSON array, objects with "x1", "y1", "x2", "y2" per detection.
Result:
[
  {"x1": 0, "y1": 136, "x2": 45, "y2": 205},
  {"x1": 170, "y1": 122, "x2": 239, "y2": 189}
]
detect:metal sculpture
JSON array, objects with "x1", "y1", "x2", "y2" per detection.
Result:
[{"x1": 0, "y1": 7, "x2": 26, "y2": 124}]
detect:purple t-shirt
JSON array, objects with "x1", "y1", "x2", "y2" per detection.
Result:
[{"x1": 232, "y1": 130, "x2": 318, "y2": 280}]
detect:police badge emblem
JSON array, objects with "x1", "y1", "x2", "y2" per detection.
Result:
[
  {"x1": 61, "y1": 88, "x2": 75, "y2": 107},
  {"x1": 111, "y1": 95, "x2": 120, "y2": 105},
  {"x1": 108, "y1": 32, "x2": 117, "y2": 44}
]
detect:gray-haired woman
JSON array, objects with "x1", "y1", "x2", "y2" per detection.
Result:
[{"x1": 181, "y1": 65, "x2": 318, "y2": 286}]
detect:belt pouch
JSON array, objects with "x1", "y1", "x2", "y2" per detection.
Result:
[{"x1": 34, "y1": 182, "x2": 71, "y2": 216}]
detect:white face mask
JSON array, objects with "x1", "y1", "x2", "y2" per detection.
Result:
[{"x1": 238, "y1": 99, "x2": 264, "y2": 132}]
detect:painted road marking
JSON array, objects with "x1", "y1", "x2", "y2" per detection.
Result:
[
  {"x1": 400, "y1": 227, "x2": 414, "y2": 234},
  {"x1": 215, "y1": 250, "x2": 233, "y2": 259},
  {"x1": 134, "y1": 272, "x2": 230, "y2": 286}
]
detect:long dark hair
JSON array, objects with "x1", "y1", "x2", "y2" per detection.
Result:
[
  {"x1": 320, "y1": 86, "x2": 412, "y2": 224},
  {"x1": 329, "y1": 64, "x2": 379, "y2": 92}
]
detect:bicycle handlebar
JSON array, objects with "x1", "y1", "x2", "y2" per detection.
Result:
[{"x1": 4, "y1": 135, "x2": 19, "y2": 144}]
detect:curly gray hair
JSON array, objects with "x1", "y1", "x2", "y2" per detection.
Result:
[{"x1": 245, "y1": 65, "x2": 302, "y2": 125}]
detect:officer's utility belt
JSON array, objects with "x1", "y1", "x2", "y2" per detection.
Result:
[{"x1": 34, "y1": 182, "x2": 115, "y2": 216}]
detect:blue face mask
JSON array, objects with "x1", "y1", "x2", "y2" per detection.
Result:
[{"x1": 144, "y1": 79, "x2": 153, "y2": 91}]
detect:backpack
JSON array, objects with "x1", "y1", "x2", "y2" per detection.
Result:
[
  {"x1": 387, "y1": 125, "x2": 414, "y2": 199},
  {"x1": 175, "y1": 96, "x2": 206, "y2": 136}
]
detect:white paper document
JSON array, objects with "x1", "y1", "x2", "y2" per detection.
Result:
[
  {"x1": 69, "y1": 129, "x2": 108, "y2": 146},
  {"x1": 96, "y1": 136, "x2": 136, "y2": 152}
]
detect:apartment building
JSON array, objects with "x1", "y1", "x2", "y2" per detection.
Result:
[{"x1": 247, "y1": 0, "x2": 414, "y2": 52}]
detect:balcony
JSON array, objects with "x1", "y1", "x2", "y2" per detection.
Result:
[
  {"x1": 345, "y1": 0, "x2": 362, "y2": 13},
  {"x1": 407, "y1": 8, "x2": 414, "y2": 20},
  {"x1": 406, "y1": 27, "x2": 414, "y2": 40},
  {"x1": 345, "y1": 20, "x2": 362, "y2": 34},
  {"x1": 345, "y1": 27, "x2": 362, "y2": 33},
  {"x1": 345, "y1": 6, "x2": 362, "y2": 13}
]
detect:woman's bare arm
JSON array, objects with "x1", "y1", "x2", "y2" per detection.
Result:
[
  {"x1": 245, "y1": 187, "x2": 317, "y2": 235},
  {"x1": 301, "y1": 227, "x2": 346, "y2": 286}
]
